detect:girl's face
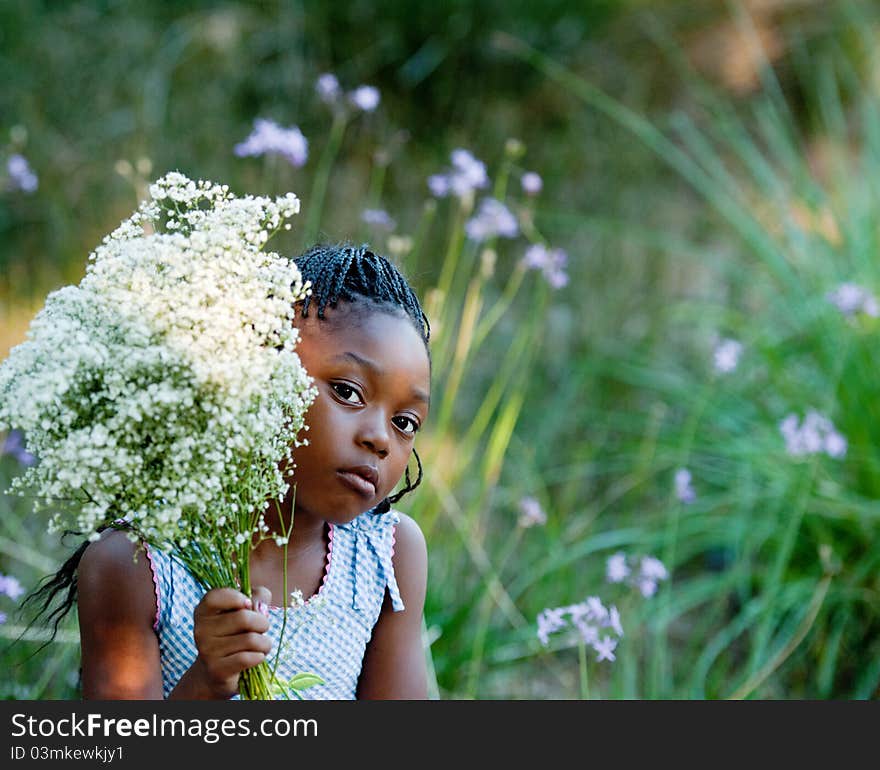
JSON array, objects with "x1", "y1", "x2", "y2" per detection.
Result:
[{"x1": 290, "y1": 304, "x2": 431, "y2": 524}]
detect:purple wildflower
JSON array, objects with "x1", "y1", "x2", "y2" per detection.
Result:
[
  {"x1": 348, "y1": 85, "x2": 380, "y2": 112},
  {"x1": 605, "y1": 605, "x2": 624, "y2": 637},
  {"x1": 427, "y1": 174, "x2": 450, "y2": 197},
  {"x1": 606, "y1": 552, "x2": 630, "y2": 584},
  {"x1": 234, "y1": 119, "x2": 308, "y2": 167},
  {"x1": 428, "y1": 149, "x2": 489, "y2": 199},
  {"x1": 521, "y1": 244, "x2": 568, "y2": 289},
  {"x1": 518, "y1": 496, "x2": 547, "y2": 528},
  {"x1": 521, "y1": 171, "x2": 542, "y2": 195},
  {"x1": 536, "y1": 607, "x2": 568, "y2": 646},
  {"x1": 0, "y1": 611, "x2": 6, "y2": 625},
  {"x1": 674, "y1": 467, "x2": 696, "y2": 504},
  {"x1": 316, "y1": 73, "x2": 341, "y2": 104},
  {"x1": 593, "y1": 635, "x2": 618, "y2": 662},
  {"x1": 636, "y1": 556, "x2": 669, "y2": 598},
  {"x1": 361, "y1": 208, "x2": 396, "y2": 230},
  {"x1": 0, "y1": 574, "x2": 24, "y2": 601},
  {"x1": 827, "y1": 283, "x2": 879, "y2": 318},
  {"x1": 779, "y1": 410, "x2": 846, "y2": 459},
  {"x1": 465, "y1": 198, "x2": 519, "y2": 241},
  {"x1": 7, "y1": 154, "x2": 38, "y2": 193},
  {"x1": 713, "y1": 338, "x2": 743, "y2": 374},
  {"x1": 1, "y1": 430, "x2": 36, "y2": 466}
]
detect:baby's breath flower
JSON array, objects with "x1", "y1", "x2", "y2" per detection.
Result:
[{"x1": 0, "y1": 172, "x2": 316, "y2": 570}]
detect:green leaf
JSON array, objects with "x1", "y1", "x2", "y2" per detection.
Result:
[{"x1": 288, "y1": 672, "x2": 324, "y2": 691}]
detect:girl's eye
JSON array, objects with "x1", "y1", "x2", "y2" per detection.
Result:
[
  {"x1": 330, "y1": 382, "x2": 363, "y2": 404},
  {"x1": 392, "y1": 415, "x2": 420, "y2": 436}
]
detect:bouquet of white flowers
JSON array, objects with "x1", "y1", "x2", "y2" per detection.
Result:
[{"x1": 0, "y1": 172, "x2": 319, "y2": 699}]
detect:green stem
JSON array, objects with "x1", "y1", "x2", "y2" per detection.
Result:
[
  {"x1": 302, "y1": 112, "x2": 348, "y2": 245},
  {"x1": 578, "y1": 640, "x2": 590, "y2": 700}
]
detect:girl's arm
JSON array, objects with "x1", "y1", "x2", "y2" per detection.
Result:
[
  {"x1": 77, "y1": 530, "x2": 165, "y2": 699},
  {"x1": 356, "y1": 512, "x2": 429, "y2": 699},
  {"x1": 78, "y1": 531, "x2": 274, "y2": 700}
]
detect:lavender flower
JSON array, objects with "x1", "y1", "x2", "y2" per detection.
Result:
[
  {"x1": 713, "y1": 338, "x2": 743, "y2": 374},
  {"x1": 827, "y1": 283, "x2": 879, "y2": 318},
  {"x1": 0, "y1": 574, "x2": 24, "y2": 601},
  {"x1": 521, "y1": 243, "x2": 568, "y2": 289},
  {"x1": 517, "y1": 496, "x2": 547, "y2": 528},
  {"x1": 234, "y1": 119, "x2": 308, "y2": 167},
  {"x1": 315, "y1": 73, "x2": 341, "y2": 104},
  {"x1": 607, "y1": 606, "x2": 624, "y2": 637},
  {"x1": 427, "y1": 174, "x2": 450, "y2": 197},
  {"x1": 779, "y1": 410, "x2": 847, "y2": 459},
  {"x1": 0, "y1": 611, "x2": 6, "y2": 625},
  {"x1": 521, "y1": 171, "x2": 542, "y2": 195},
  {"x1": 593, "y1": 635, "x2": 618, "y2": 662},
  {"x1": 1, "y1": 430, "x2": 36, "y2": 466},
  {"x1": 674, "y1": 467, "x2": 696, "y2": 504},
  {"x1": 7, "y1": 154, "x2": 38, "y2": 193},
  {"x1": 360, "y1": 208, "x2": 396, "y2": 230},
  {"x1": 537, "y1": 607, "x2": 568, "y2": 646},
  {"x1": 606, "y1": 552, "x2": 669, "y2": 597},
  {"x1": 465, "y1": 198, "x2": 519, "y2": 242},
  {"x1": 537, "y1": 595, "x2": 624, "y2": 663},
  {"x1": 427, "y1": 149, "x2": 489, "y2": 199},
  {"x1": 348, "y1": 85, "x2": 380, "y2": 112},
  {"x1": 606, "y1": 552, "x2": 630, "y2": 583}
]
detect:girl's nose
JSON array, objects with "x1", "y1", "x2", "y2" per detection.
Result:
[{"x1": 356, "y1": 413, "x2": 390, "y2": 458}]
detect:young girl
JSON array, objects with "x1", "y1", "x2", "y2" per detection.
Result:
[{"x1": 33, "y1": 243, "x2": 432, "y2": 700}]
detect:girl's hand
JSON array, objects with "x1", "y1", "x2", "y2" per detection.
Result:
[{"x1": 187, "y1": 585, "x2": 274, "y2": 699}]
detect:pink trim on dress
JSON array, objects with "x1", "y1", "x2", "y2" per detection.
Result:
[
  {"x1": 390, "y1": 524, "x2": 397, "y2": 560},
  {"x1": 268, "y1": 521, "x2": 334, "y2": 610},
  {"x1": 319, "y1": 522, "x2": 335, "y2": 594},
  {"x1": 142, "y1": 543, "x2": 161, "y2": 633}
]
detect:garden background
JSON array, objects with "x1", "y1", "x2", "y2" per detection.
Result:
[{"x1": 1, "y1": 0, "x2": 879, "y2": 699}]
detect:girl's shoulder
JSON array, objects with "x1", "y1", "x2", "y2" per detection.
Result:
[
  {"x1": 387, "y1": 510, "x2": 427, "y2": 598},
  {"x1": 78, "y1": 529, "x2": 157, "y2": 620}
]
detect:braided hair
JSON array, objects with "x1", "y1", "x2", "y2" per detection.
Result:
[{"x1": 292, "y1": 242, "x2": 429, "y2": 511}]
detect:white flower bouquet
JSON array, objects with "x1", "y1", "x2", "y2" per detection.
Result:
[{"x1": 0, "y1": 172, "x2": 318, "y2": 699}]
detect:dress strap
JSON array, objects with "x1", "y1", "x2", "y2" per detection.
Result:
[{"x1": 339, "y1": 510, "x2": 405, "y2": 613}]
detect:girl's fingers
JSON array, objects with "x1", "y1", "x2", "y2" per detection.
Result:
[
  {"x1": 212, "y1": 631, "x2": 274, "y2": 658},
  {"x1": 197, "y1": 587, "x2": 252, "y2": 614},
  {"x1": 205, "y1": 608, "x2": 270, "y2": 637},
  {"x1": 219, "y1": 651, "x2": 268, "y2": 676},
  {"x1": 251, "y1": 585, "x2": 273, "y2": 618}
]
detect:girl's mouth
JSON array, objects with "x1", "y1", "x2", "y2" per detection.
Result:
[{"x1": 337, "y1": 469, "x2": 377, "y2": 498}]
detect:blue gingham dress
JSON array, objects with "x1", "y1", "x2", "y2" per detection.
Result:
[{"x1": 144, "y1": 509, "x2": 404, "y2": 700}]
